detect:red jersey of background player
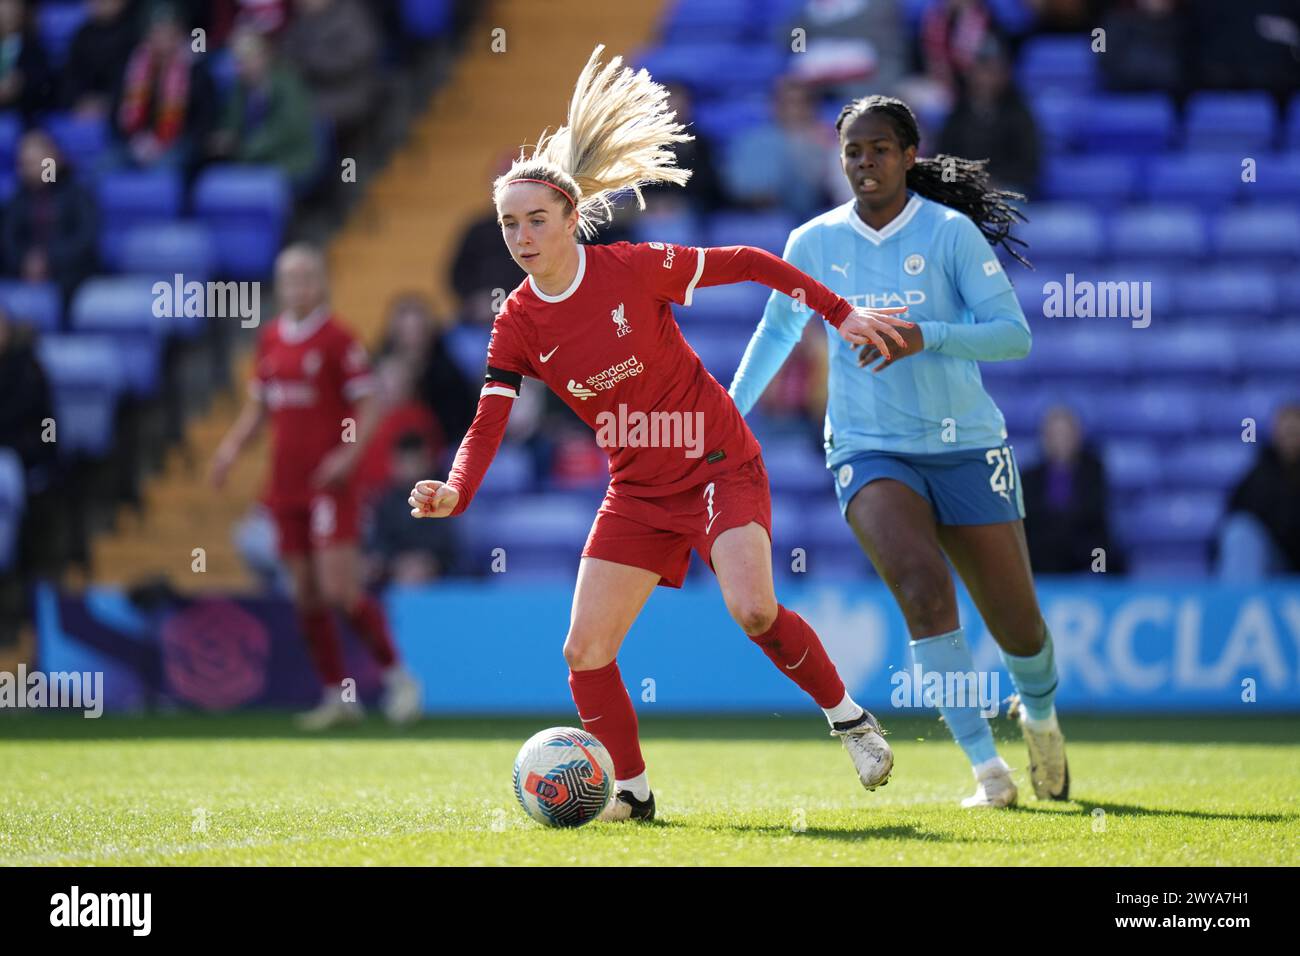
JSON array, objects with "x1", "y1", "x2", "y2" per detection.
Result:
[
  {"x1": 447, "y1": 241, "x2": 853, "y2": 513},
  {"x1": 251, "y1": 306, "x2": 373, "y2": 508}
]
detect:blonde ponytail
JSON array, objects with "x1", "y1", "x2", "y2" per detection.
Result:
[{"x1": 494, "y1": 44, "x2": 693, "y2": 239}]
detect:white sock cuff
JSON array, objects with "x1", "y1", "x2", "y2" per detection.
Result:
[
  {"x1": 1023, "y1": 709, "x2": 1060, "y2": 733},
  {"x1": 615, "y1": 772, "x2": 650, "y2": 801},
  {"x1": 823, "y1": 692, "x2": 863, "y2": 726}
]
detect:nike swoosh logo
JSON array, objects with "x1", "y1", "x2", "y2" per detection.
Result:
[
  {"x1": 540, "y1": 347, "x2": 559, "y2": 363},
  {"x1": 785, "y1": 648, "x2": 810, "y2": 670},
  {"x1": 705, "y1": 511, "x2": 722, "y2": 534},
  {"x1": 577, "y1": 713, "x2": 601, "y2": 722},
  {"x1": 573, "y1": 739, "x2": 605, "y2": 787}
]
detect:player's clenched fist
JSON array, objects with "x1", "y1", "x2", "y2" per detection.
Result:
[{"x1": 409, "y1": 479, "x2": 460, "y2": 518}]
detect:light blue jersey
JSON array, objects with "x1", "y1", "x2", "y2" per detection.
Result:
[{"x1": 729, "y1": 193, "x2": 1031, "y2": 462}]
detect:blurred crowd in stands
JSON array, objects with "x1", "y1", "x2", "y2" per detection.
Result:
[{"x1": 3, "y1": 0, "x2": 1300, "y2": 594}]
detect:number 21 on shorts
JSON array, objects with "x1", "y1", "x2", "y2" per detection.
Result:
[{"x1": 985, "y1": 446, "x2": 1015, "y2": 500}]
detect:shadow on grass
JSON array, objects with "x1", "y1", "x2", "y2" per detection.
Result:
[
  {"x1": 1, "y1": 713, "x2": 1297, "y2": 746},
  {"x1": 1075, "y1": 800, "x2": 1299, "y2": 825},
  {"x1": 638, "y1": 818, "x2": 970, "y2": 843}
]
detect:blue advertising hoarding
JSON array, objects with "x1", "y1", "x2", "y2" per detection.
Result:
[{"x1": 31, "y1": 579, "x2": 1300, "y2": 714}]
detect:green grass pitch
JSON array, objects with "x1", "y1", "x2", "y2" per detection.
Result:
[{"x1": 1, "y1": 714, "x2": 1296, "y2": 866}]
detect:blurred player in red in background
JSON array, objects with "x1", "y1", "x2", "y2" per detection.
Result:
[
  {"x1": 410, "y1": 46, "x2": 913, "y2": 821},
  {"x1": 210, "y1": 243, "x2": 422, "y2": 730}
]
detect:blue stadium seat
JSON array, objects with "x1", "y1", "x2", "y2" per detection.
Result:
[
  {"x1": 1237, "y1": 327, "x2": 1300, "y2": 374},
  {"x1": 1125, "y1": 544, "x2": 1210, "y2": 579},
  {"x1": 97, "y1": 169, "x2": 184, "y2": 268},
  {"x1": 0, "y1": 111, "x2": 19, "y2": 168},
  {"x1": 1028, "y1": 91, "x2": 1083, "y2": 153},
  {"x1": 42, "y1": 112, "x2": 110, "y2": 174},
  {"x1": 985, "y1": 0, "x2": 1036, "y2": 33},
  {"x1": 1163, "y1": 439, "x2": 1254, "y2": 491},
  {"x1": 762, "y1": 436, "x2": 827, "y2": 495},
  {"x1": 1017, "y1": 203, "x2": 1104, "y2": 261},
  {"x1": 1083, "y1": 387, "x2": 1203, "y2": 438},
  {"x1": 193, "y1": 166, "x2": 290, "y2": 279},
  {"x1": 1078, "y1": 94, "x2": 1176, "y2": 154},
  {"x1": 70, "y1": 276, "x2": 168, "y2": 335},
  {"x1": 660, "y1": 0, "x2": 753, "y2": 43},
  {"x1": 694, "y1": 96, "x2": 771, "y2": 141},
  {"x1": 1278, "y1": 272, "x2": 1300, "y2": 312},
  {"x1": 1119, "y1": 491, "x2": 1222, "y2": 547},
  {"x1": 1184, "y1": 92, "x2": 1277, "y2": 152},
  {"x1": 684, "y1": 327, "x2": 742, "y2": 383},
  {"x1": 1016, "y1": 36, "x2": 1096, "y2": 93},
  {"x1": 676, "y1": 281, "x2": 770, "y2": 327},
  {"x1": 442, "y1": 325, "x2": 490, "y2": 380},
  {"x1": 474, "y1": 443, "x2": 534, "y2": 498},
  {"x1": 635, "y1": 44, "x2": 787, "y2": 95},
  {"x1": 400, "y1": 0, "x2": 453, "y2": 39},
  {"x1": 1242, "y1": 151, "x2": 1300, "y2": 202},
  {"x1": 1197, "y1": 383, "x2": 1296, "y2": 435},
  {"x1": 36, "y1": 336, "x2": 128, "y2": 458},
  {"x1": 0, "y1": 168, "x2": 12, "y2": 203},
  {"x1": 630, "y1": 208, "x2": 705, "y2": 249},
  {"x1": 119, "y1": 223, "x2": 217, "y2": 284},
  {"x1": 1171, "y1": 268, "x2": 1278, "y2": 318},
  {"x1": 1022, "y1": 327, "x2": 1133, "y2": 379},
  {"x1": 1109, "y1": 205, "x2": 1207, "y2": 260},
  {"x1": 1211, "y1": 206, "x2": 1300, "y2": 263},
  {"x1": 1041, "y1": 155, "x2": 1139, "y2": 205},
  {"x1": 0, "y1": 447, "x2": 24, "y2": 572},
  {"x1": 707, "y1": 210, "x2": 796, "y2": 254},
  {"x1": 37, "y1": 2, "x2": 86, "y2": 67},
  {"x1": 1143, "y1": 152, "x2": 1243, "y2": 205},
  {"x1": 1127, "y1": 328, "x2": 1237, "y2": 377},
  {"x1": 0, "y1": 281, "x2": 60, "y2": 333},
  {"x1": 634, "y1": 43, "x2": 739, "y2": 89},
  {"x1": 1288, "y1": 95, "x2": 1300, "y2": 148},
  {"x1": 463, "y1": 495, "x2": 594, "y2": 558},
  {"x1": 1102, "y1": 439, "x2": 1164, "y2": 493}
]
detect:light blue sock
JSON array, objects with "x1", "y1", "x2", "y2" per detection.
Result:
[
  {"x1": 999, "y1": 624, "x2": 1059, "y2": 722},
  {"x1": 910, "y1": 627, "x2": 999, "y2": 768}
]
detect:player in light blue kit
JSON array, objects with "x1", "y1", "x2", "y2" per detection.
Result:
[{"x1": 729, "y1": 95, "x2": 1069, "y2": 808}]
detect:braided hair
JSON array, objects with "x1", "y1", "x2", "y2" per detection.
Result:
[{"x1": 835, "y1": 95, "x2": 1030, "y2": 267}]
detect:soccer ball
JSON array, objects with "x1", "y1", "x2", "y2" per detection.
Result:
[{"x1": 512, "y1": 727, "x2": 614, "y2": 827}]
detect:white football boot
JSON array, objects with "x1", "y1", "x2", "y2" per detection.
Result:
[
  {"x1": 961, "y1": 761, "x2": 1019, "y2": 808},
  {"x1": 380, "y1": 666, "x2": 423, "y2": 726},
  {"x1": 597, "y1": 790, "x2": 656, "y2": 822},
  {"x1": 1007, "y1": 694, "x2": 1070, "y2": 800},
  {"x1": 295, "y1": 689, "x2": 364, "y2": 731},
  {"x1": 831, "y1": 709, "x2": 894, "y2": 791}
]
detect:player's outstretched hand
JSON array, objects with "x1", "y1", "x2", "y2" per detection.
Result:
[
  {"x1": 837, "y1": 306, "x2": 912, "y2": 359},
  {"x1": 410, "y1": 479, "x2": 459, "y2": 519}
]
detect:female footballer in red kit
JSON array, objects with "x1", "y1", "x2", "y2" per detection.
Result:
[{"x1": 409, "y1": 46, "x2": 913, "y2": 820}]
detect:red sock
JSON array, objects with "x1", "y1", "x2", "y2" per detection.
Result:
[
  {"x1": 568, "y1": 660, "x2": 645, "y2": 780},
  {"x1": 298, "y1": 608, "x2": 346, "y2": 686},
  {"x1": 749, "y1": 605, "x2": 846, "y2": 709},
  {"x1": 345, "y1": 595, "x2": 397, "y2": 669}
]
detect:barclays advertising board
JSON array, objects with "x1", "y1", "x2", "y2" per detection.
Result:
[{"x1": 32, "y1": 580, "x2": 1300, "y2": 714}]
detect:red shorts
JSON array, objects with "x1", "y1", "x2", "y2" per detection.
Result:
[
  {"x1": 270, "y1": 490, "x2": 360, "y2": 557},
  {"x1": 582, "y1": 454, "x2": 773, "y2": 589}
]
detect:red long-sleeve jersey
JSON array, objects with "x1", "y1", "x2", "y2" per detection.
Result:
[{"x1": 445, "y1": 241, "x2": 854, "y2": 515}]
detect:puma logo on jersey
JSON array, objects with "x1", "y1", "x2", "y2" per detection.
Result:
[
  {"x1": 611, "y1": 302, "x2": 631, "y2": 337},
  {"x1": 567, "y1": 379, "x2": 598, "y2": 400},
  {"x1": 830, "y1": 262, "x2": 850, "y2": 277},
  {"x1": 539, "y1": 346, "x2": 559, "y2": 362}
]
